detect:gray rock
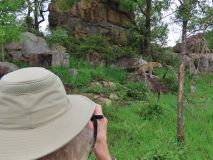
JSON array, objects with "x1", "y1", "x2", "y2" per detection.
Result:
[
  {"x1": 0, "y1": 62, "x2": 19, "y2": 78},
  {"x1": 51, "y1": 45, "x2": 70, "y2": 66},
  {"x1": 21, "y1": 32, "x2": 51, "y2": 57},
  {"x1": 5, "y1": 32, "x2": 70, "y2": 67},
  {"x1": 109, "y1": 93, "x2": 119, "y2": 100},
  {"x1": 110, "y1": 57, "x2": 147, "y2": 71},
  {"x1": 68, "y1": 69, "x2": 79, "y2": 78}
]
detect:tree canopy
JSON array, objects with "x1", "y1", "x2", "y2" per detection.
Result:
[{"x1": 0, "y1": 0, "x2": 25, "y2": 61}]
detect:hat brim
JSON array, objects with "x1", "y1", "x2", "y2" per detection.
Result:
[{"x1": 0, "y1": 95, "x2": 96, "y2": 160}]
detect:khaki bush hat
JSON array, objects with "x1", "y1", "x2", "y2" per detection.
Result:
[{"x1": 0, "y1": 67, "x2": 96, "y2": 160}]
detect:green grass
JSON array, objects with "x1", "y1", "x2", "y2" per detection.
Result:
[{"x1": 14, "y1": 56, "x2": 213, "y2": 160}]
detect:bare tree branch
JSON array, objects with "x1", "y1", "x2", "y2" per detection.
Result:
[
  {"x1": 136, "y1": 1, "x2": 147, "y2": 16},
  {"x1": 161, "y1": 10, "x2": 178, "y2": 20},
  {"x1": 203, "y1": 15, "x2": 213, "y2": 34},
  {"x1": 178, "y1": 0, "x2": 183, "y2": 5}
]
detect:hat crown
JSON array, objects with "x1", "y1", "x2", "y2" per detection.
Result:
[
  {"x1": 1, "y1": 67, "x2": 50, "y2": 83},
  {"x1": 0, "y1": 67, "x2": 69, "y2": 130}
]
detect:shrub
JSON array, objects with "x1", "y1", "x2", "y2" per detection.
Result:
[
  {"x1": 45, "y1": 27, "x2": 69, "y2": 47},
  {"x1": 77, "y1": 34, "x2": 138, "y2": 63},
  {"x1": 136, "y1": 103, "x2": 165, "y2": 120}
]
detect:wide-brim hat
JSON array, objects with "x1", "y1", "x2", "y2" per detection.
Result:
[{"x1": 0, "y1": 67, "x2": 96, "y2": 160}]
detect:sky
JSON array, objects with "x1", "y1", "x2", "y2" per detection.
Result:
[{"x1": 40, "y1": 0, "x2": 213, "y2": 47}]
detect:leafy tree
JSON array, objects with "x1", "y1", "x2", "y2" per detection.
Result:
[
  {"x1": 136, "y1": 0, "x2": 171, "y2": 60},
  {"x1": 0, "y1": 0, "x2": 24, "y2": 61},
  {"x1": 174, "y1": 0, "x2": 213, "y2": 143},
  {"x1": 186, "y1": 1, "x2": 213, "y2": 35},
  {"x1": 25, "y1": 0, "x2": 50, "y2": 30},
  {"x1": 203, "y1": 9, "x2": 213, "y2": 49},
  {"x1": 119, "y1": 0, "x2": 172, "y2": 60}
]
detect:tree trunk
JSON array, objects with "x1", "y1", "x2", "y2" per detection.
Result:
[
  {"x1": 2, "y1": 43, "x2": 4, "y2": 62},
  {"x1": 144, "y1": 0, "x2": 152, "y2": 61},
  {"x1": 26, "y1": 0, "x2": 32, "y2": 28},
  {"x1": 177, "y1": 19, "x2": 187, "y2": 143},
  {"x1": 34, "y1": 0, "x2": 39, "y2": 30}
]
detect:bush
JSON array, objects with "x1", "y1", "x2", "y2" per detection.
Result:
[
  {"x1": 77, "y1": 34, "x2": 138, "y2": 63},
  {"x1": 136, "y1": 103, "x2": 165, "y2": 120},
  {"x1": 45, "y1": 27, "x2": 69, "y2": 47}
]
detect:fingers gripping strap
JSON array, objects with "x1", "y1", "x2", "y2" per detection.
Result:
[
  {"x1": 92, "y1": 115, "x2": 104, "y2": 146},
  {"x1": 93, "y1": 115, "x2": 104, "y2": 119},
  {"x1": 88, "y1": 115, "x2": 104, "y2": 159}
]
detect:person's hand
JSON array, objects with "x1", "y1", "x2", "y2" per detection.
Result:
[{"x1": 87, "y1": 104, "x2": 112, "y2": 160}]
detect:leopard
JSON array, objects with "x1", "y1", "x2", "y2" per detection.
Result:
[{"x1": 137, "y1": 62, "x2": 162, "y2": 78}]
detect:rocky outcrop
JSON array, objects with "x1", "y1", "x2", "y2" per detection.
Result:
[
  {"x1": 83, "y1": 52, "x2": 148, "y2": 71},
  {"x1": 188, "y1": 53, "x2": 213, "y2": 73},
  {"x1": 110, "y1": 57, "x2": 147, "y2": 71},
  {"x1": 48, "y1": 0, "x2": 133, "y2": 44},
  {"x1": 173, "y1": 33, "x2": 213, "y2": 74},
  {"x1": 173, "y1": 33, "x2": 210, "y2": 54},
  {"x1": 5, "y1": 32, "x2": 69, "y2": 68}
]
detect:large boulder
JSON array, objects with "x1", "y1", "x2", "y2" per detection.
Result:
[
  {"x1": 21, "y1": 32, "x2": 51, "y2": 58},
  {"x1": 0, "y1": 62, "x2": 19, "y2": 78},
  {"x1": 173, "y1": 33, "x2": 209, "y2": 54},
  {"x1": 83, "y1": 52, "x2": 147, "y2": 71},
  {"x1": 110, "y1": 57, "x2": 148, "y2": 71},
  {"x1": 5, "y1": 32, "x2": 69, "y2": 67}
]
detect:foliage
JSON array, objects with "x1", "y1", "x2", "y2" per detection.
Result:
[
  {"x1": 89, "y1": 66, "x2": 128, "y2": 83},
  {"x1": 21, "y1": 0, "x2": 50, "y2": 30},
  {"x1": 51, "y1": 0, "x2": 79, "y2": 12},
  {"x1": 77, "y1": 34, "x2": 111, "y2": 55},
  {"x1": 123, "y1": 0, "x2": 171, "y2": 56},
  {"x1": 45, "y1": 27, "x2": 69, "y2": 47},
  {"x1": 151, "y1": 22, "x2": 169, "y2": 46},
  {"x1": 205, "y1": 30, "x2": 213, "y2": 49},
  {"x1": 76, "y1": 34, "x2": 138, "y2": 62},
  {"x1": 163, "y1": 77, "x2": 178, "y2": 93},
  {"x1": 0, "y1": 0, "x2": 25, "y2": 20},
  {"x1": 124, "y1": 23, "x2": 144, "y2": 50},
  {"x1": 173, "y1": 1, "x2": 212, "y2": 35},
  {"x1": 0, "y1": 0, "x2": 25, "y2": 61},
  {"x1": 12, "y1": 61, "x2": 31, "y2": 68},
  {"x1": 122, "y1": 81, "x2": 148, "y2": 100},
  {"x1": 136, "y1": 102, "x2": 165, "y2": 120},
  {"x1": 63, "y1": 35, "x2": 81, "y2": 54},
  {"x1": 49, "y1": 65, "x2": 92, "y2": 88},
  {"x1": 0, "y1": 26, "x2": 22, "y2": 45},
  {"x1": 45, "y1": 26, "x2": 81, "y2": 53},
  {"x1": 153, "y1": 52, "x2": 179, "y2": 68},
  {"x1": 46, "y1": 27, "x2": 140, "y2": 62}
]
